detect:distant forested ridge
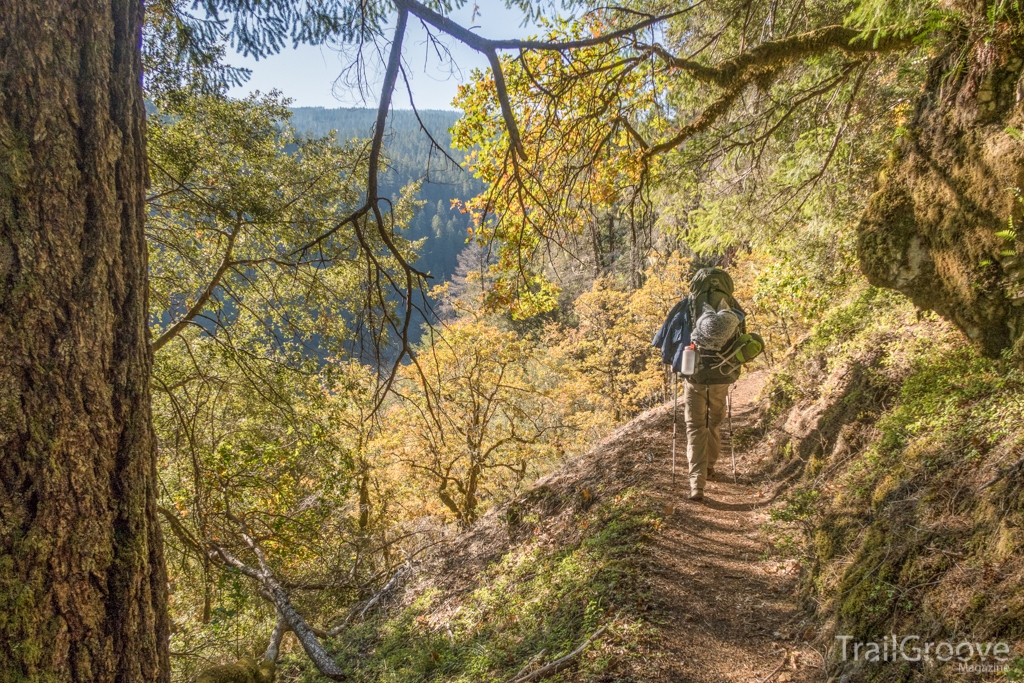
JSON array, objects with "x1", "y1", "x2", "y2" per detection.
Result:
[{"x1": 290, "y1": 107, "x2": 482, "y2": 284}]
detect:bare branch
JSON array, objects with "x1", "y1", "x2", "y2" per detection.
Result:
[
  {"x1": 981, "y1": 454, "x2": 1024, "y2": 490},
  {"x1": 357, "y1": 565, "x2": 406, "y2": 620},
  {"x1": 152, "y1": 223, "x2": 238, "y2": 352},
  {"x1": 487, "y1": 47, "x2": 528, "y2": 159},
  {"x1": 507, "y1": 626, "x2": 608, "y2": 683}
]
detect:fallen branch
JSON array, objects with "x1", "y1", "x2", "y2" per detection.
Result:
[
  {"x1": 313, "y1": 602, "x2": 362, "y2": 639},
  {"x1": 210, "y1": 541, "x2": 347, "y2": 680},
  {"x1": 980, "y1": 455, "x2": 1024, "y2": 490},
  {"x1": 307, "y1": 565, "x2": 408, "y2": 639},
  {"x1": 756, "y1": 655, "x2": 787, "y2": 683},
  {"x1": 508, "y1": 626, "x2": 607, "y2": 683},
  {"x1": 359, "y1": 565, "x2": 407, "y2": 620},
  {"x1": 510, "y1": 649, "x2": 547, "y2": 681}
]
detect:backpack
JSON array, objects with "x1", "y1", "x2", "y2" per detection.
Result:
[
  {"x1": 687, "y1": 268, "x2": 748, "y2": 384},
  {"x1": 651, "y1": 267, "x2": 764, "y2": 380},
  {"x1": 687, "y1": 267, "x2": 735, "y2": 325}
]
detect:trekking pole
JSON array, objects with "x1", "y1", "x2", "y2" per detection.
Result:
[
  {"x1": 728, "y1": 386, "x2": 737, "y2": 484},
  {"x1": 671, "y1": 371, "x2": 678, "y2": 486}
]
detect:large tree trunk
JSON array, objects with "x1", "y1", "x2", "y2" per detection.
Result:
[
  {"x1": 0, "y1": 1, "x2": 170, "y2": 681},
  {"x1": 857, "y1": 18, "x2": 1024, "y2": 357}
]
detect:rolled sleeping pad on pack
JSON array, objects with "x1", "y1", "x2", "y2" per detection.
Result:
[{"x1": 731, "y1": 332, "x2": 764, "y2": 364}]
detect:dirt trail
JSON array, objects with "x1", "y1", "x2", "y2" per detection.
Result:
[
  {"x1": 429, "y1": 370, "x2": 825, "y2": 682},
  {"x1": 640, "y1": 370, "x2": 822, "y2": 683}
]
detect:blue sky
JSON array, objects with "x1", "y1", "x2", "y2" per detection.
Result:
[{"x1": 227, "y1": 2, "x2": 539, "y2": 110}]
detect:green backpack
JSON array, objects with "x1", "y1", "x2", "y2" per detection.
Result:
[
  {"x1": 688, "y1": 267, "x2": 736, "y2": 323},
  {"x1": 686, "y1": 268, "x2": 764, "y2": 382}
]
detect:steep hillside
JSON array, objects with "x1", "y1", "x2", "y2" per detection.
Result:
[
  {"x1": 289, "y1": 107, "x2": 483, "y2": 283},
  {"x1": 260, "y1": 288, "x2": 1024, "y2": 683},
  {"x1": 752, "y1": 288, "x2": 1024, "y2": 682},
  {"x1": 264, "y1": 370, "x2": 825, "y2": 683}
]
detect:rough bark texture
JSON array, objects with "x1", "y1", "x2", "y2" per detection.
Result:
[
  {"x1": 858, "y1": 27, "x2": 1024, "y2": 357},
  {"x1": 0, "y1": 0, "x2": 170, "y2": 681}
]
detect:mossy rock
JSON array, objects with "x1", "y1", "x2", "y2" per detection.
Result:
[
  {"x1": 857, "y1": 35, "x2": 1024, "y2": 357},
  {"x1": 196, "y1": 658, "x2": 274, "y2": 683}
]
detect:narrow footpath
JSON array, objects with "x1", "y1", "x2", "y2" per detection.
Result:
[{"x1": 640, "y1": 371, "x2": 823, "y2": 683}]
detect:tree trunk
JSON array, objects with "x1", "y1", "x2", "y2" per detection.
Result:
[
  {"x1": 358, "y1": 463, "x2": 371, "y2": 531},
  {"x1": 0, "y1": 1, "x2": 170, "y2": 681},
  {"x1": 465, "y1": 459, "x2": 480, "y2": 524}
]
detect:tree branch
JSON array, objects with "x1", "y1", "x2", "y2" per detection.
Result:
[
  {"x1": 393, "y1": 0, "x2": 688, "y2": 160},
  {"x1": 152, "y1": 226, "x2": 238, "y2": 352},
  {"x1": 357, "y1": 565, "x2": 406, "y2": 620},
  {"x1": 647, "y1": 71, "x2": 758, "y2": 157},
  {"x1": 264, "y1": 612, "x2": 288, "y2": 664},
  {"x1": 210, "y1": 540, "x2": 348, "y2": 680},
  {"x1": 396, "y1": 0, "x2": 685, "y2": 53},
  {"x1": 487, "y1": 47, "x2": 527, "y2": 159},
  {"x1": 981, "y1": 454, "x2": 1024, "y2": 490},
  {"x1": 649, "y1": 24, "x2": 917, "y2": 87},
  {"x1": 507, "y1": 626, "x2": 607, "y2": 683},
  {"x1": 157, "y1": 505, "x2": 205, "y2": 556},
  {"x1": 615, "y1": 116, "x2": 650, "y2": 150}
]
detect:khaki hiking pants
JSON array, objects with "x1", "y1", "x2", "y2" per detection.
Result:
[{"x1": 683, "y1": 381, "x2": 729, "y2": 493}]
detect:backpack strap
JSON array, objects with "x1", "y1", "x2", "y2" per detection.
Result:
[{"x1": 710, "y1": 346, "x2": 743, "y2": 372}]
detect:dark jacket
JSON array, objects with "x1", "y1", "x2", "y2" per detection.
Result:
[{"x1": 652, "y1": 299, "x2": 691, "y2": 372}]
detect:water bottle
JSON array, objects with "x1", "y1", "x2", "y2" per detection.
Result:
[{"x1": 681, "y1": 344, "x2": 696, "y2": 375}]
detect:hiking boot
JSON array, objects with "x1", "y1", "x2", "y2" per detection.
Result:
[
  {"x1": 707, "y1": 467, "x2": 717, "y2": 481},
  {"x1": 688, "y1": 490, "x2": 704, "y2": 502}
]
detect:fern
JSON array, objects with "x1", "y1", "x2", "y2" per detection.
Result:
[{"x1": 846, "y1": 0, "x2": 952, "y2": 41}]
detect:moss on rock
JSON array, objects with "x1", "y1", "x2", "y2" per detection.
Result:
[
  {"x1": 195, "y1": 658, "x2": 274, "y2": 683},
  {"x1": 857, "y1": 32, "x2": 1024, "y2": 357}
]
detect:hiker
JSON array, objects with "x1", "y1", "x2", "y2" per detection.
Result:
[{"x1": 653, "y1": 267, "x2": 760, "y2": 501}]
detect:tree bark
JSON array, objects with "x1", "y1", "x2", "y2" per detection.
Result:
[{"x1": 0, "y1": 0, "x2": 170, "y2": 681}]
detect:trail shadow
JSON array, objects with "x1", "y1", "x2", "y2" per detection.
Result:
[
  {"x1": 632, "y1": 373, "x2": 822, "y2": 682},
  {"x1": 699, "y1": 498, "x2": 766, "y2": 512}
]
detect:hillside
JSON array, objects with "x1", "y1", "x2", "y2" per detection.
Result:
[
  {"x1": 289, "y1": 107, "x2": 483, "y2": 284},
  {"x1": 259, "y1": 290, "x2": 1024, "y2": 683},
  {"x1": 279, "y1": 368, "x2": 813, "y2": 683}
]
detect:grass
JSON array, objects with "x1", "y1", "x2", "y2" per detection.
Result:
[
  {"x1": 757, "y1": 287, "x2": 1024, "y2": 679},
  {"x1": 289, "y1": 488, "x2": 658, "y2": 682}
]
